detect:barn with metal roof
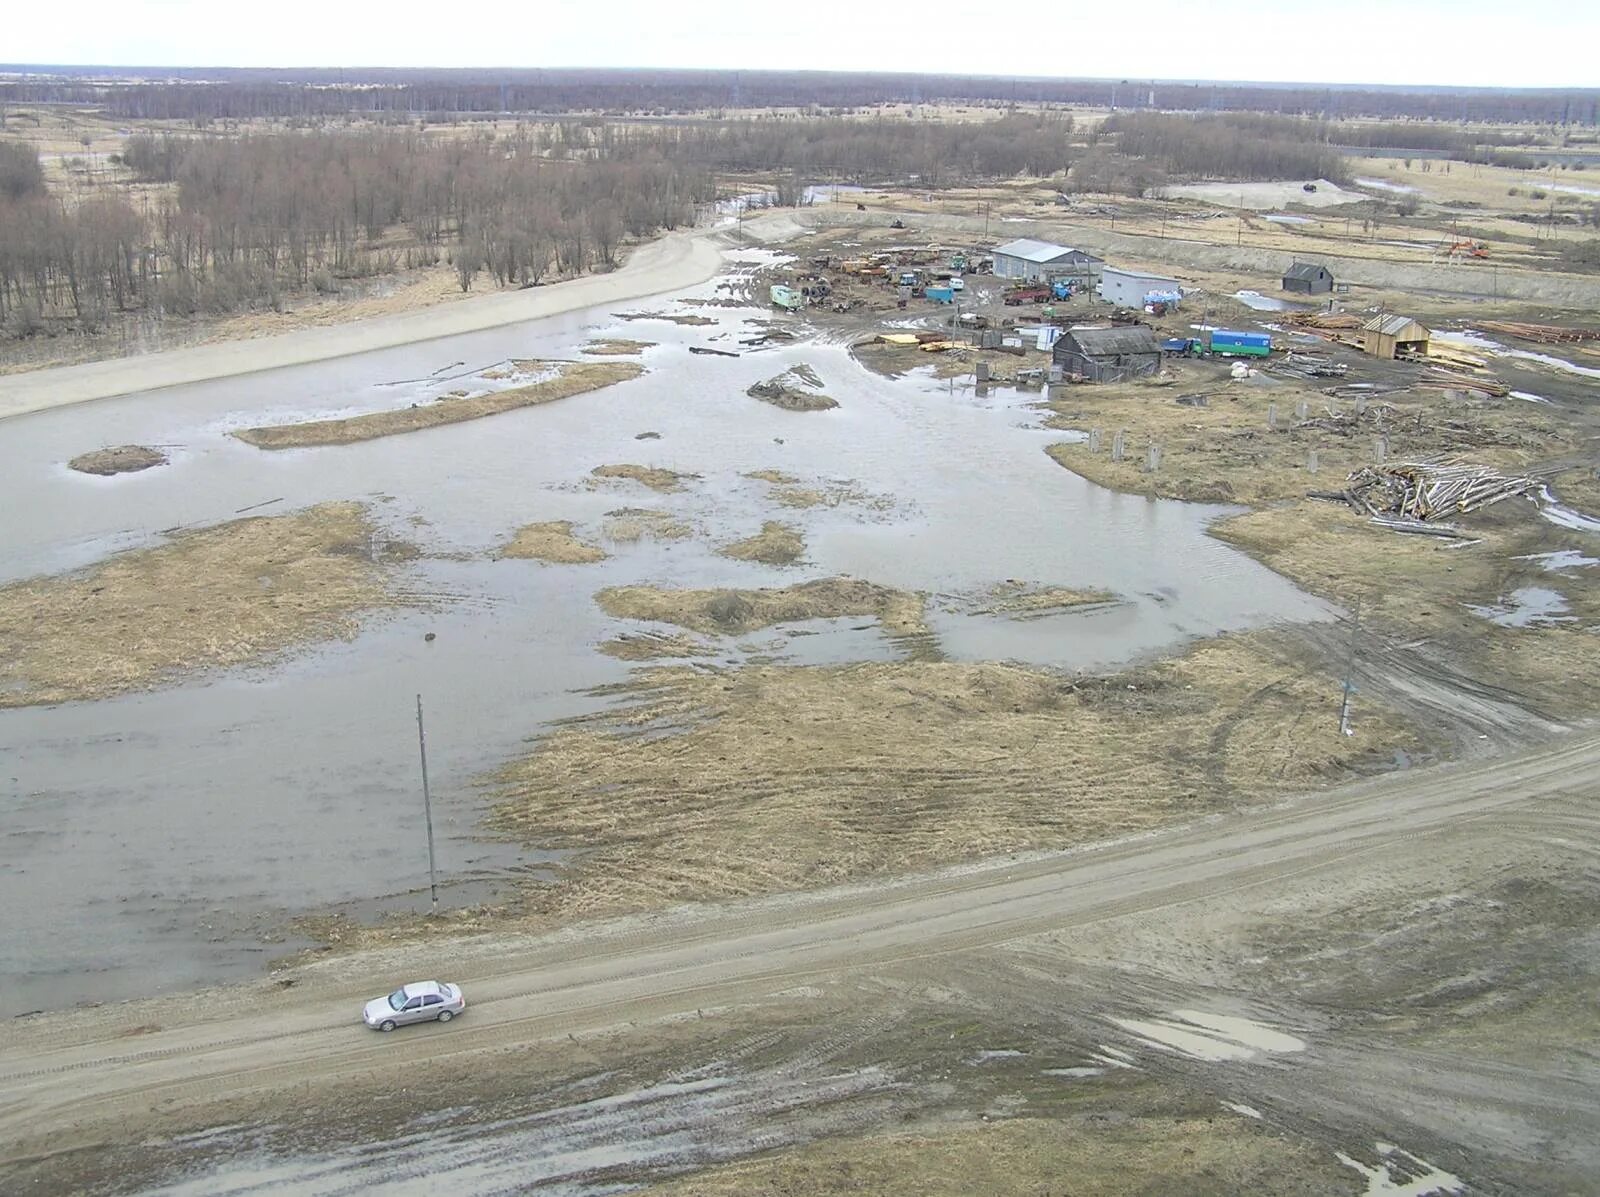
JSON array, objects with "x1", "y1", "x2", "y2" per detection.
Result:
[
  {"x1": 1051, "y1": 325, "x2": 1163, "y2": 382},
  {"x1": 991, "y1": 238, "x2": 1102, "y2": 283}
]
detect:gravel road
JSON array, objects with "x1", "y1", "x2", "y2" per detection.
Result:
[{"x1": 3, "y1": 726, "x2": 1596, "y2": 1172}]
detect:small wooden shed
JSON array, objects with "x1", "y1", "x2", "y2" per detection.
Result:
[{"x1": 1362, "y1": 314, "x2": 1431, "y2": 360}]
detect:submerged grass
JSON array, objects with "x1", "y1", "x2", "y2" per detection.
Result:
[{"x1": 233, "y1": 360, "x2": 643, "y2": 449}]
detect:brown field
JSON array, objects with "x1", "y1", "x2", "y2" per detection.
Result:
[
  {"x1": 716, "y1": 521, "x2": 806, "y2": 565},
  {"x1": 595, "y1": 577, "x2": 927, "y2": 638},
  {"x1": 0, "y1": 502, "x2": 405, "y2": 707}
]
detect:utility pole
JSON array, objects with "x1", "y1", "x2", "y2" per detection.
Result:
[
  {"x1": 415, "y1": 694, "x2": 440, "y2": 914},
  {"x1": 1337, "y1": 596, "x2": 1363, "y2": 736}
]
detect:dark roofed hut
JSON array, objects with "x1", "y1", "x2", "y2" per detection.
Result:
[
  {"x1": 1282, "y1": 261, "x2": 1334, "y2": 294},
  {"x1": 1051, "y1": 326, "x2": 1163, "y2": 382}
]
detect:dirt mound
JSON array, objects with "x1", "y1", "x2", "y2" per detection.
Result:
[
  {"x1": 499, "y1": 521, "x2": 607, "y2": 564},
  {"x1": 718, "y1": 521, "x2": 806, "y2": 566},
  {"x1": 748, "y1": 372, "x2": 839, "y2": 412},
  {"x1": 233, "y1": 361, "x2": 642, "y2": 449},
  {"x1": 67, "y1": 445, "x2": 168, "y2": 476},
  {"x1": 744, "y1": 468, "x2": 801, "y2": 485},
  {"x1": 0, "y1": 502, "x2": 404, "y2": 708},
  {"x1": 595, "y1": 577, "x2": 926, "y2": 637},
  {"x1": 591, "y1": 464, "x2": 698, "y2": 493}
]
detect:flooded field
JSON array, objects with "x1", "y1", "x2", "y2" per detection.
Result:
[{"x1": 0, "y1": 251, "x2": 1330, "y2": 1016}]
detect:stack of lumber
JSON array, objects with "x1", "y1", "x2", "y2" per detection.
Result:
[
  {"x1": 1416, "y1": 368, "x2": 1510, "y2": 398},
  {"x1": 1284, "y1": 312, "x2": 1363, "y2": 330},
  {"x1": 1475, "y1": 320, "x2": 1600, "y2": 344},
  {"x1": 1342, "y1": 461, "x2": 1538, "y2": 522}
]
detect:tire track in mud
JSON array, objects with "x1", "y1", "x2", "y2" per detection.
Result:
[{"x1": 5, "y1": 729, "x2": 1600, "y2": 1154}]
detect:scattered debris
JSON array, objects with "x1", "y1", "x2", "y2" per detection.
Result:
[
  {"x1": 748, "y1": 371, "x2": 840, "y2": 412},
  {"x1": 1341, "y1": 462, "x2": 1541, "y2": 523},
  {"x1": 689, "y1": 346, "x2": 739, "y2": 358}
]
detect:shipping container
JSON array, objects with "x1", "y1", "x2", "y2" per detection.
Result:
[{"x1": 1206, "y1": 330, "x2": 1273, "y2": 358}]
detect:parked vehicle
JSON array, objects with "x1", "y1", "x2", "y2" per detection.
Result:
[
  {"x1": 1004, "y1": 286, "x2": 1051, "y2": 306},
  {"x1": 362, "y1": 980, "x2": 466, "y2": 1031}
]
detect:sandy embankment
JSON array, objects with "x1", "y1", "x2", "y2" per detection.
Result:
[{"x1": 0, "y1": 220, "x2": 744, "y2": 422}]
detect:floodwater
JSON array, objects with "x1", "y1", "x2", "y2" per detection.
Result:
[
  {"x1": 0, "y1": 253, "x2": 1331, "y2": 1015},
  {"x1": 1233, "y1": 290, "x2": 1303, "y2": 312}
]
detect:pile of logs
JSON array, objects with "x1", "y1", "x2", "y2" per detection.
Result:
[
  {"x1": 1284, "y1": 312, "x2": 1362, "y2": 330},
  {"x1": 1475, "y1": 320, "x2": 1600, "y2": 344},
  {"x1": 1341, "y1": 461, "x2": 1539, "y2": 522},
  {"x1": 1416, "y1": 367, "x2": 1510, "y2": 398},
  {"x1": 1274, "y1": 353, "x2": 1348, "y2": 379}
]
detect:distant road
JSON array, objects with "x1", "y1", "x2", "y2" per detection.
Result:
[
  {"x1": 2, "y1": 727, "x2": 1597, "y2": 1162},
  {"x1": 0, "y1": 222, "x2": 733, "y2": 423}
]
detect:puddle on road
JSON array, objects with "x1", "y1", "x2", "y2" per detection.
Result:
[
  {"x1": 0, "y1": 251, "x2": 1331, "y2": 1014},
  {"x1": 1109, "y1": 1010, "x2": 1307, "y2": 1063},
  {"x1": 1516, "y1": 549, "x2": 1598, "y2": 572}
]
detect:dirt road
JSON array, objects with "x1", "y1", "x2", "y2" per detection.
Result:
[
  {"x1": 3, "y1": 727, "x2": 1597, "y2": 1167},
  {"x1": 0, "y1": 222, "x2": 732, "y2": 422}
]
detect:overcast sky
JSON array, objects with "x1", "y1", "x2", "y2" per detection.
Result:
[{"x1": 7, "y1": 0, "x2": 1598, "y2": 89}]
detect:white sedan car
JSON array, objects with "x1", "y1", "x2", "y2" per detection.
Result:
[{"x1": 362, "y1": 980, "x2": 466, "y2": 1031}]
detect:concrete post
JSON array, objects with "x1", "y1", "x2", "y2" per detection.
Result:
[
  {"x1": 1088, "y1": 428, "x2": 1102, "y2": 453},
  {"x1": 1267, "y1": 402, "x2": 1278, "y2": 431},
  {"x1": 975, "y1": 360, "x2": 991, "y2": 383},
  {"x1": 1374, "y1": 434, "x2": 1389, "y2": 463},
  {"x1": 1145, "y1": 442, "x2": 1162, "y2": 473},
  {"x1": 1296, "y1": 399, "x2": 1310, "y2": 421},
  {"x1": 1307, "y1": 448, "x2": 1319, "y2": 473},
  {"x1": 1111, "y1": 430, "x2": 1126, "y2": 462}
]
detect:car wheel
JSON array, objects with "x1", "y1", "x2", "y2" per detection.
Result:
[
  {"x1": 379, "y1": 1019, "x2": 397, "y2": 1032},
  {"x1": 437, "y1": 1010, "x2": 453, "y2": 1023}
]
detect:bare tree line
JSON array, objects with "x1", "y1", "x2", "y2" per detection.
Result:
[
  {"x1": 0, "y1": 128, "x2": 712, "y2": 338},
  {"x1": 4, "y1": 68, "x2": 1598, "y2": 124}
]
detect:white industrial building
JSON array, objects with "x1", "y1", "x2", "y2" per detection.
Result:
[
  {"x1": 1097, "y1": 265, "x2": 1184, "y2": 309},
  {"x1": 991, "y1": 238, "x2": 1102, "y2": 284}
]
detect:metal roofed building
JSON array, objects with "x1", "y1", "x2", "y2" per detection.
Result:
[
  {"x1": 992, "y1": 238, "x2": 1102, "y2": 284},
  {"x1": 1362, "y1": 313, "x2": 1430, "y2": 359},
  {"x1": 1051, "y1": 325, "x2": 1163, "y2": 382}
]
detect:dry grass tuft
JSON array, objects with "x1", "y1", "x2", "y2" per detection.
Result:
[
  {"x1": 66, "y1": 445, "x2": 168, "y2": 476},
  {"x1": 582, "y1": 338, "x2": 655, "y2": 356},
  {"x1": 499, "y1": 521, "x2": 607, "y2": 564},
  {"x1": 597, "y1": 630, "x2": 718, "y2": 661},
  {"x1": 717, "y1": 521, "x2": 806, "y2": 565},
  {"x1": 0, "y1": 502, "x2": 403, "y2": 708},
  {"x1": 591, "y1": 463, "x2": 698, "y2": 493},
  {"x1": 232, "y1": 360, "x2": 642, "y2": 449},
  {"x1": 601, "y1": 507, "x2": 694, "y2": 543},
  {"x1": 595, "y1": 577, "x2": 927, "y2": 637}
]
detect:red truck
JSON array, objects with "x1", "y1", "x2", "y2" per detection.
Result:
[{"x1": 1004, "y1": 285, "x2": 1051, "y2": 306}]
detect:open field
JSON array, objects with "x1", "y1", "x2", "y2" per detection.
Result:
[
  {"x1": 484, "y1": 632, "x2": 1407, "y2": 924},
  {"x1": 233, "y1": 361, "x2": 643, "y2": 448},
  {"x1": 0, "y1": 502, "x2": 404, "y2": 707}
]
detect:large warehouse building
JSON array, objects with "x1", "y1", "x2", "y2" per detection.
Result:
[
  {"x1": 991, "y1": 238, "x2": 1102, "y2": 284},
  {"x1": 1097, "y1": 266, "x2": 1184, "y2": 309}
]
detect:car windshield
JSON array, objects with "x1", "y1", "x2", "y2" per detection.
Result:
[{"x1": 387, "y1": 989, "x2": 407, "y2": 1011}]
